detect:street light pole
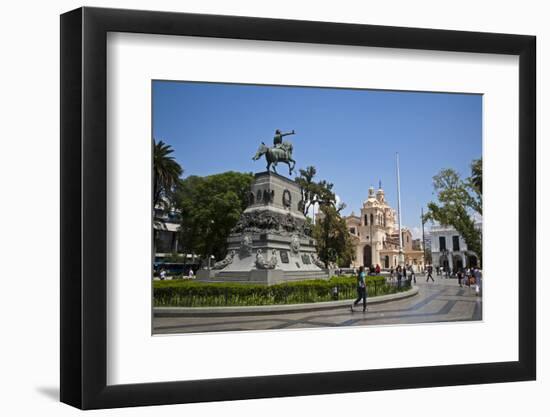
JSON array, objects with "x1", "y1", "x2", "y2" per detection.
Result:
[
  {"x1": 421, "y1": 207, "x2": 426, "y2": 270},
  {"x1": 396, "y1": 153, "x2": 404, "y2": 266},
  {"x1": 442, "y1": 248, "x2": 449, "y2": 278},
  {"x1": 207, "y1": 219, "x2": 215, "y2": 270}
]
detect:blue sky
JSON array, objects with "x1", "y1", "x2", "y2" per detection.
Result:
[{"x1": 153, "y1": 81, "x2": 482, "y2": 237}]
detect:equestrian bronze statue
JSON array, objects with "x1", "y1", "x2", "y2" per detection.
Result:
[{"x1": 252, "y1": 129, "x2": 296, "y2": 175}]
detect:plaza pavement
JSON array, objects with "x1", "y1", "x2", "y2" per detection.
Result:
[{"x1": 152, "y1": 273, "x2": 482, "y2": 335}]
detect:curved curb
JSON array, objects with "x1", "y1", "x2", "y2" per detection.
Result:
[{"x1": 154, "y1": 286, "x2": 419, "y2": 317}]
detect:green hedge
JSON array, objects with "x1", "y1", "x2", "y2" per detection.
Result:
[{"x1": 153, "y1": 275, "x2": 409, "y2": 307}]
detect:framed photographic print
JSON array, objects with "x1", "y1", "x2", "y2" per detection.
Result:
[{"x1": 60, "y1": 6, "x2": 536, "y2": 410}]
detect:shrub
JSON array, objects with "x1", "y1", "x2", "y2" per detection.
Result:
[{"x1": 153, "y1": 274, "x2": 406, "y2": 307}]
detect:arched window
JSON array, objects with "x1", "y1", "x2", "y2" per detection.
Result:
[
  {"x1": 364, "y1": 214, "x2": 368, "y2": 225},
  {"x1": 370, "y1": 213, "x2": 374, "y2": 225}
]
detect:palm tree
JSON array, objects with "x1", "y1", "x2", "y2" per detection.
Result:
[
  {"x1": 470, "y1": 158, "x2": 482, "y2": 196},
  {"x1": 153, "y1": 139, "x2": 183, "y2": 210}
]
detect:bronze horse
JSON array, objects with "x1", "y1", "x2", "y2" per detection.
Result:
[{"x1": 252, "y1": 142, "x2": 296, "y2": 175}]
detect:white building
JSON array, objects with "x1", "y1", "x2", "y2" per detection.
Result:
[
  {"x1": 429, "y1": 223, "x2": 481, "y2": 272},
  {"x1": 153, "y1": 206, "x2": 181, "y2": 258}
]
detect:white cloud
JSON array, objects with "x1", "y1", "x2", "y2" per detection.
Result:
[{"x1": 410, "y1": 226, "x2": 422, "y2": 239}]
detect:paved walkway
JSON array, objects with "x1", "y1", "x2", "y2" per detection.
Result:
[{"x1": 152, "y1": 274, "x2": 482, "y2": 335}]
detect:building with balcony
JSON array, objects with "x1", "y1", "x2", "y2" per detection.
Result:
[{"x1": 429, "y1": 223, "x2": 481, "y2": 272}]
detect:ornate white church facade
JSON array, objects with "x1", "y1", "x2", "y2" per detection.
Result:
[{"x1": 343, "y1": 184, "x2": 425, "y2": 271}]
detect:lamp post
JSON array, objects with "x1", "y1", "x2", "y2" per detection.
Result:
[
  {"x1": 206, "y1": 219, "x2": 215, "y2": 270},
  {"x1": 441, "y1": 248, "x2": 450, "y2": 278},
  {"x1": 395, "y1": 153, "x2": 404, "y2": 267},
  {"x1": 369, "y1": 215, "x2": 373, "y2": 270},
  {"x1": 421, "y1": 207, "x2": 427, "y2": 271}
]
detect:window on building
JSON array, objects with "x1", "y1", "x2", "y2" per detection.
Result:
[
  {"x1": 370, "y1": 213, "x2": 374, "y2": 224},
  {"x1": 452, "y1": 235, "x2": 460, "y2": 251},
  {"x1": 439, "y1": 236, "x2": 446, "y2": 251},
  {"x1": 364, "y1": 214, "x2": 368, "y2": 225},
  {"x1": 349, "y1": 227, "x2": 356, "y2": 234}
]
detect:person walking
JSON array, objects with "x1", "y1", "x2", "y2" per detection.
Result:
[
  {"x1": 474, "y1": 267, "x2": 482, "y2": 296},
  {"x1": 426, "y1": 265, "x2": 434, "y2": 282},
  {"x1": 396, "y1": 265, "x2": 402, "y2": 289},
  {"x1": 457, "y1": 268, "x2": 463, "y2": 287},
  {"x1": 351, "y1": 266, "x2": 367, "y2": 312},
  {"x1": 410, "y1": 265, "x2": 416, "y2": 284},
  {"x1": 375, "y1": 264, "x2": 381, "y2": 275}
]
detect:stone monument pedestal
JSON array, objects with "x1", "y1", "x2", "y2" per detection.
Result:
[{"x1": 197, "y1": 171, "x2": 329, "y2": 285}]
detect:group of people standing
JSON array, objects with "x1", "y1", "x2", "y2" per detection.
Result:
[
  {"x1": 350, "y1": 262, "x2": 482, "y2": 314},
  {"x1": 433, "y1": 265, "x2": 451, "y2": 278},
  {"x1": 424, "y1": 264, "x2": 482, "y2": 294},
  {"x1": 456, "y1": 267, "x2": 482, "y2": 293},
  {"x1": 389, "y1": 264, "x2": 416, "y2": 287},
  {"x1": 351, "y1": 264, "x2": 418, "y2": 312}
]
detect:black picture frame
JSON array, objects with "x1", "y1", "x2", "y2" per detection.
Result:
[{"x1": 60, "y1": 6, "x2": 536, "y2": 410}]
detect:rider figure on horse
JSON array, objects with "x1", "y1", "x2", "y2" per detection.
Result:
[
  {"x1": 252, "y1": 129, "x2": 297, "y2": 175},
  {"x1": 273, "y1": 129, "x2": 295, "y2": 156}
]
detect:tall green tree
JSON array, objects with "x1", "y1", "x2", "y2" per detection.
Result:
[
  {"x1": 295, "y1": 166, "x2": 337, "y2": 216},
  {"x1": 470, "y1": 158, "x2": 482, "y2": 197},
  {"x1": 153, "y1": 139, "x2": 183, "y2": 210},
  {"x1": 313, "y1": 203, "x2": 355, "y2": 268},
  {"x1": 296, "y1": 166, "x2": 354, "y2": 267},
  {"x1": 174, "y1": 171, "x2": 254, "y2": 263},
  {"x1": 424, "y1": 158, "x2": 482, "y2": 265}
]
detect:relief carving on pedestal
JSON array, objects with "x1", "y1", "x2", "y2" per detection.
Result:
[
  {"x1": 279, "y1": 250, "x2": 289, "y2": 264},
  {"x1": 290, "y1": 235, "x2": 301, "y2": 255},
  {"x1": 239, "y1": 234, "x2": 253, "y2": 258},
  {"x1": 212, "y1": 250, "x2": 235, "y2": 270},
  {"x1": 255, "y1": 249, "x2": 278, "y2": 269},
  {"x1": 231, "y1": 210, "x2": 312, "y2": 238},
  {"x1": 282, "y1": 189, "x2": 291, "y2": 208}
]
